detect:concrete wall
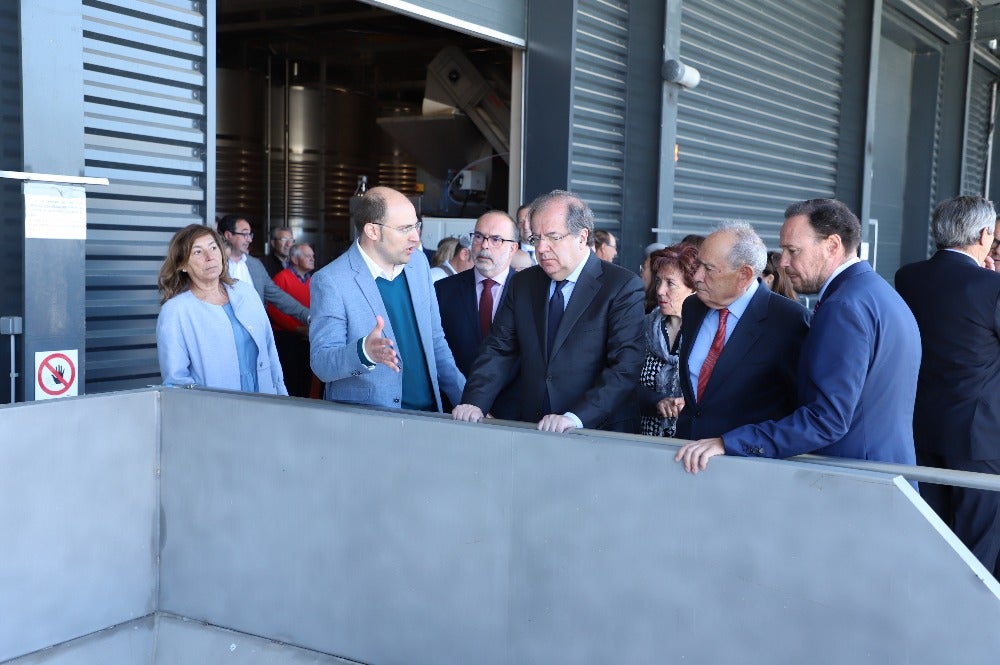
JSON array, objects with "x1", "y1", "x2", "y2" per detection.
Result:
[
  {"x1": 3, "y1": 388, "x2": 1000, "y2": 663},
  {"x1": 0, "y1": 392, "x2": 158, "y2": 662},
  {"x1": 157, "y1": 388, "x2": 1000, "y2": 665}
]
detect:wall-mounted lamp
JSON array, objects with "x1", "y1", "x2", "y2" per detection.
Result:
[{"x1": 662, "y1": 59, "x2": 701, "y2": 89}]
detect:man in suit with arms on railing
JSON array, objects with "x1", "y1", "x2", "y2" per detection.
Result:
[
  {"x1": 452, "y1": 190, "x2": 645, "y2": 433},
  {"x1": 896, "y1": 195, "x2": 1000, "y2": 577},
  {"x1": 676, "y1": 198, "x2": 921, "y2": 472}
]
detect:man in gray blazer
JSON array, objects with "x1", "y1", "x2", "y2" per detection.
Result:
[
  {"x1": 218, "y1": 214, "x2": 310, "y2": 325},
  {"x1": 310, "y1": 187, "x2": 464, "y2": 411}
]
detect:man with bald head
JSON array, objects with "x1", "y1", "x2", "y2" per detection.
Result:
[
  {"x1": 435, "y1": 210, "x2": 520, "y2": 416},
  {"x1": 673, "y1": 221, "x2": 809, "y2": 441},
  {"x1": 454, "y1": 190, "x2": 645, "y2": 433},
  {"x1": 310, "y1": 186, "x2": 464, "y2": 412}
]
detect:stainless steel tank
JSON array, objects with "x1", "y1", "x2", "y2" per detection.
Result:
[
  {"x1": 216, "y1": 68, "x2": 266, "y2": 247},
  {"x1": 377, "y1": 101, "x2": 420, "y2": 196}
]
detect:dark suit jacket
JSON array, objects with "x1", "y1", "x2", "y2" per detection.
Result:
[
  {"x1": 724, "y1": 262, "x2": 920, "y2": 463},
  {"x1": 675, "y1": 282, "x2": 810, "y2": 440},
  {"x1": 261, "y1": 253, "x2": 286, "y2": 278},
  {"x1": 435, "y1": 267, "x2": 518, "y2": 419},
  {"x1": 461, "y1": 253, "x2": 645, "y2": 431},
  {"x1": 896, "y1": 250, "x2": 1000, "y2": 460}
]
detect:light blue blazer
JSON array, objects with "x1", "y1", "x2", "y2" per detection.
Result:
[
  {"x1": 309, "y1": 242, "x2": 465, "y2": 410},
  {"x1": 156, "y1": 279, "x2": 288, "y2": 395}
]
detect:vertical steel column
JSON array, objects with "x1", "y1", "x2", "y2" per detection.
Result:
[
  {"x1": 858, "y1": 0, "x2": 884, "y2": 244},
  {"x1": 959, "y1": 8, "x2": 979, "y2": 193},
  {"x1": 654, "y1": 0, "x2": 683, "y2": 243}
]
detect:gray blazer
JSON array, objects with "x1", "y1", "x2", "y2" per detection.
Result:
[
  {"x1": 309, "y1": 242, "x2": 465, "y2": 411},
  {"x1": 246, "y1": 254, "x2": 310, "y2": 324}
]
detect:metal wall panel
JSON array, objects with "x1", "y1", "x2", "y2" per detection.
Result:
[
  {"x1": 82, "y1": 0, "x2": 208, "y2": 393},
  {"x1": 363, "y1": 0, "x2": 525, "y2": 45},
  {"x1": 673, "y1": 0, "x2": 846, "y2": 247},
  {"x1": 962, "y1": 63, "x2": 995, "y2": 196},
  {"x1": 568, "y1": 0, "x2": 629, "y2": 231}
]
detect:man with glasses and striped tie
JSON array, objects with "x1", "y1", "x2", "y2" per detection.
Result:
[
  {"x1": 310, "y1": 187, "x2": 464, "y2": 412},
  {"x1": 453, "y1": 190, "x2": 645, "y2": 433}
]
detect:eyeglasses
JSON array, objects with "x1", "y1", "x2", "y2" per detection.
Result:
[
  {"x1": 992, "y1": 238, "x2": 1000, "y2": 252},
  {"x1": 471, "y1": 231, "x2": 517, "y2": 247},
  {"x1": 370, "y1": 220, "x2": 423, "y2": 234},
  {"x1": 231, "y1": 231, "x2": 253, "y2": 239},
  {"x1": 528, "y1": 232, "x2": 575, "y2": 247}
]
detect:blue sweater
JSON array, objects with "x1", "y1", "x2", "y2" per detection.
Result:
[{"x1": 377, "y1": 274, "x2": 435, "y2": 411}]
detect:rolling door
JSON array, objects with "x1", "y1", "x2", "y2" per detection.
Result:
[{"x1": 82, "y1": 0, "x2": 208, "y2": 392}]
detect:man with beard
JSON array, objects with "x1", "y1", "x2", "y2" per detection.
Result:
[
  {"x1": 435, "y1": 210, "x2": 520, "y2": 416},
  {"x1": 310, "y1": 187, "x2": 464, "y2": 411},
  {"x1": 676, "y1": 198, "x2": 921, "y2": 472}
]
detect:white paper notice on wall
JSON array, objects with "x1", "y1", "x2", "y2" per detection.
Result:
[{"x1": 23, "y1": 181, "x2": 87, "y2": 240}]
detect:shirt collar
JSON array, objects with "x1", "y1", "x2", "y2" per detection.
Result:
[
  {"x1": 818, "y1": 256, "x2": 860, "y2": 301},
  {"x1": 562, "y1": 253, "x2": 589, "y2": 284},
  {"x1": 941, "y1": 248, "x2": 980, "y2": 265},
  {"x1": 475, "y1": 266, "x2": 509, "y2": 287},
  {"x1": 228, "y1": 253, "x2": 247, "y2": 265},
  {"x1": 357, "y1": 241, "x2": 405, "y2": 280},
  {"x1": 725, "y1": 278, "x2": 758, "y2": 320}
]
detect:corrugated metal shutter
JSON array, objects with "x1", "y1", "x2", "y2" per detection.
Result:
[
  {"x1": 82, "y1": 0, "x2": 207, "y2": 392},
  {"x1": 962, "y1": 63, "x2": 995, "y2": 196},
  {"x1": 568, "y1": 0, "x2": 628, "y2": 232},
  {"x1": 364, "y1": 0, "x2": 525, "y2": 44},
  {"x1": 673, "y1": 0, "x2": 846, "y2": 248}
]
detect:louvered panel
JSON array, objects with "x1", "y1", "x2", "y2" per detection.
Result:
[
  {"x1": 673, "y1": 0, "x2": 846, "y2": 248},
  {"x1": 962, "y1": 63, "x2": 995, "y2": 196},
  {"x1": 83, "y1": 0, "x2": 207, "y2": 393},
  {"x1": 569, "y1": 0, "x2": 628, "y2": 228}
]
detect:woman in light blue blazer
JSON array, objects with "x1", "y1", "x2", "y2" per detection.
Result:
[{"x1": 156, "y1": 224, "x2": 287, "y2": 395}]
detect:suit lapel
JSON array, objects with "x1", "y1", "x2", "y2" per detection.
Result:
[
  {"x1": 551, "y1": 253, "x2": 602, "y2": 359},
  {"x1": 349, "y1": 245, "x2": 393, "y2": 336},
  {"x1": 530, "y1": 268, "x2": 549, "y2": 357},
  {"x1": 461, "y1": 270, "x2": 482, "y2": 342},
  {"x1": 679, "y1": 295, "x2": 708, "y2": 402},
  {"x1": 403, "y1": 261, "x2": 430, "y2": 352}
]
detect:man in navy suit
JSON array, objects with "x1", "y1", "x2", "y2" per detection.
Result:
[
  {"x1": 675, "y1": 221, "x2": 810, "y2": 441},
  {"x1": 453, "y1": 190, "x2": 645, "y2": 433},
  {"x1": 677, "y1": 198, "x2": 921, "y2": 472},
  {"x1": 435, "y1": 210, "x2": 520, "y2": 417},
  {"x1": 896, "y1": 195, "x2": 1000, "y2": 576}
]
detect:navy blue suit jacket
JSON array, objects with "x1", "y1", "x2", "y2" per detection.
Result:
[
  {"x1": 461, "y1": 253, "x2": 645, "y2": 431},
  {"x1": 724, "y1": 261, "x2": 920, "y2": 463},
  {"x1": 675, "y1": 283, "x2": 810, "y2": 441},
  {"x1": 435, "y1": 267, "x2": 518, "y2": 419},
  {"x1": 896, "y1": 250, "x2": 1000, "y2": 461}
]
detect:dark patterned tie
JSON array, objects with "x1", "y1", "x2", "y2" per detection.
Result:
[
  {"x1": 697, "y1": 308, "x2": 729, "y2": 401},
  {"x1": 478, "y1": 278, "x2": 496, "y2": 337},
  {"x1": 547, "y1": 280, "x2": 567, "y2": 358}
]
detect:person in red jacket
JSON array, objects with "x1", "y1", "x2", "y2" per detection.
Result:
[{"x1": 267, "y1": 243, "x2": 317, "y2": 397}]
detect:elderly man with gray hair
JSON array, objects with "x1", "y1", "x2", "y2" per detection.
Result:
[
  {"x1": 896, "y1": 195, "x2": 1000, "y2": 578},
  {"x1": 674, "y1": 220, "x2": 810, "y2": 441}
]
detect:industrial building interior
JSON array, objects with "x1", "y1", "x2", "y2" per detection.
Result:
[{"x1": 216, "y1": 0, "x2": 515, "y2": 264}]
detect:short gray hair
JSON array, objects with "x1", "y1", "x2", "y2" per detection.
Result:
[
  {"x1": 288, "y1": 242, "x2": 311, "y2": 259},
  {"x1": 931, "y1": 196, "x2": 996, "y2": 249},
  {"x1": 715, "y1": 220, "x2": 767, "y2": 276},
  {"x1": 529, "y1": 190, "x2": 595, "y2": 247}
]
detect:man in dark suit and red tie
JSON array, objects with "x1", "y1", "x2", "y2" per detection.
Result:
[
  {"x1": 435, "y1": 210, "x2": 520, "y2": 417},
  {"x1": 674, "y1": 221, "x2": 810, "y2": 442},
  {"x1": 896, "y1": 195, "x2": 1000, "y2": 577},
  {"x1": 677, "y1": 199, "x2": 921, "y2": 472},
  {"x1": 452, "y1": 190, "x2": 645, "y2": 433}
]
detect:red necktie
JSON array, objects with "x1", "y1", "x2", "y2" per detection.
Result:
[
  {"x1": 697, "y1": 308, "x2": 729, "y2": 400},
  {"x1": 479, "y1": 278, "x2": 496, "y2": 337}
]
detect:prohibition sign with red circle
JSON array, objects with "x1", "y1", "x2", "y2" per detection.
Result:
[{"x1": 37, "y1": 352, "x2": 76, "y2": 397}]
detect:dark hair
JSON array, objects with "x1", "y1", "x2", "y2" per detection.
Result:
[
  {"x1": 784, "y1": 199, "x2": 861, "y2": 254},
  {"x1": 680, "y1": 233, "x2": 705, "y2": 249},
  {"x1": 217, "y1": 213, "x2": 249, "y2": 236},
  {"x1": 351, "y1": 189, "x2": 388, "y2": 234},
  {"x1": 763, "y1": 250, "x2": 797, "y2": 300},
  {"x1": 158, "y1": 224, "x2": 234, "y2": 303},
  {"x1": 594, "y1": 229, "x2": 615, "y2": 251},
  {"x1": 645, "y1": 243, "x2": 699, "y2": 312}
]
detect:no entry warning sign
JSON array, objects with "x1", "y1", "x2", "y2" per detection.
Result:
[{"x1": 35, "y1": 350, "x2": 78, "y2": 400}]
